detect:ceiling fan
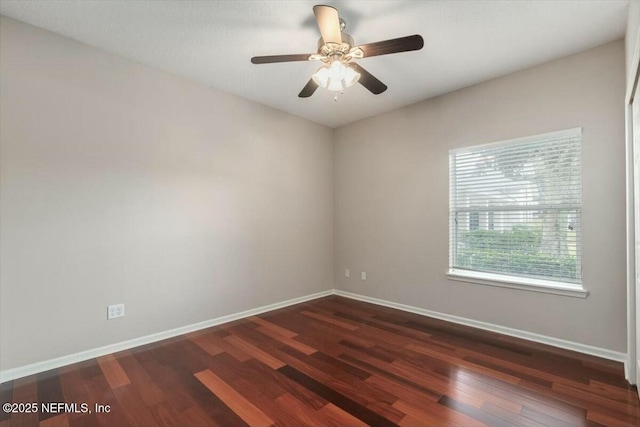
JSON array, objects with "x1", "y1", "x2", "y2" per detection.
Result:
[{"x1": 250, "y1": 5, "x2": 424, "y2": 98}]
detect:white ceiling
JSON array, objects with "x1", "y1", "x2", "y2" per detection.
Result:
[{"x1": 0, "y1": 0, "x2": 630, "y2": 128}]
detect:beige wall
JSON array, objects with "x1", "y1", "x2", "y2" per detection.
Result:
[
  {"x1": 334, "y1": 41, "x2": 627, "y2": 352},
  {"x1": 0, "y1": 17, "x2": 334, "y2": 371}
]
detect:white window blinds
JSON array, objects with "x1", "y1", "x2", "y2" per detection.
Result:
[{"x1": 449, "y1": 128, "x2": 582, "y2": 284}]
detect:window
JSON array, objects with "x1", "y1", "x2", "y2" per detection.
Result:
[
  {"x1": 469, "y1": 212, "x2": 479, "y2": 230},
  {"x1": 448, "y1": 128, "x2": 585, "y2": 297}
]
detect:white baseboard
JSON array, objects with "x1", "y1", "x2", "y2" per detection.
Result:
[
  {"x1": 334, "y1": 290, "x2": 627, "y2": 363},
  {"x1": 1, "y1": 288, "x2": 627, "y2": 384},
  {"x1": 0, "y1": 289, "x2": 334, "y2": 383},
  {"x1": 624, "y1": 357, "x2": 638, "y2": 385}
]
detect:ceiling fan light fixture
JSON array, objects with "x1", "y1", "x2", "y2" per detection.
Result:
[
  {"x1": 311, "y1": 65, "x2": 330, "y2": 88},
  {"x1": 251, "y1": 5, "x2": 422, "y2": 98},
  {"x1": 311, "y1": 60, "x2": 360, "y2": 92},
  {"x1": 343, "y1": 65, "x2": 361, "y2": 88}
]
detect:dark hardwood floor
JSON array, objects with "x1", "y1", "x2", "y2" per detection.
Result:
[{"x1": 1, "y1": 295, "x2": 639, "y2": 426}]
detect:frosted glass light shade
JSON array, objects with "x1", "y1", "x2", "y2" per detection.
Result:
[{"x1": 312, "y1": 60, "x2": 360, "y2": 92}]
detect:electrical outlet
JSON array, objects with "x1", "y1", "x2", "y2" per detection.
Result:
[
  {"x1": 107, "y1": 304, "x2": 125, "y2": 320},
  {"x1": 361, "y1": 271, "x2": 366, "y2": 280},
  {"x1": 345, "y1": 269, "x2": 350, "y2": 278}
]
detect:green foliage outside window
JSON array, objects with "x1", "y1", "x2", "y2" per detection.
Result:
[{"x1": 456, "y1": 225, "x2": 577, "y2": 280}]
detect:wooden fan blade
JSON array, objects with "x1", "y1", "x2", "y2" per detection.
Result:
[
  {"x1": 350, "y1": 63, "x2": 387, "y2": 95},
  {"x1": 251, "y1": 54, "x2": 314, "y2": 64},
  {"x1": 298, "y1": 79, "x2": 319, "y2": 98},
  {"x1": 357, "y1": 35, "x2": 424, "y2": 58},
  {"x1": 313, "y1": 5, "x2": 342, "y2": 45}
]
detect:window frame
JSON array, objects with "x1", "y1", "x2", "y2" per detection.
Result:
[{"x1": 447, "y1": 128, "x2": 587, "y2": 298}]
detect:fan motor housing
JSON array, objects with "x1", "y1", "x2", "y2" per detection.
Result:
[{"x1": 317, "y1": 32, "x2": 355, "y2": 55}]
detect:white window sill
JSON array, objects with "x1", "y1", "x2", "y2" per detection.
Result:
[{"x1": 446, "y1": 269, "x2": 588, "y2": 298}]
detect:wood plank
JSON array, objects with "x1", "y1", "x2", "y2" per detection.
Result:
[
  {"x1": 337, "y1": 352, "x2": 441, "y2": 399},
  {"x1": 67, "y1": 412, "x2": 100, "y2": 427},
  {"x1": 149, "y1": 338, "x2": 209, "y2": 374},
  {"x1": 39, "y1": 414, "x2": 70, "y2": 427},
  {"x1": 230, "y1": 379, "x2": 312, "y2": 426},
  {"x1": 273, "y1": 393, "x2": 327, "y2": 426},
  {"x1": 135, "y1": 358, "x2": 197, "y2": 412},
  {"x1": 340, "y1": 341, "x2": 397, "y2": 362},
  {"x1": 365, "y1": 374, "x2": 442, "y2": 406},
  {"x1": 305, "y1": 352, "x2": 371, "y2": 381},
  {"x1": 255, "y1": 326, "x2": 317, "y2": 355},
  {"x1": 112, "y1": 384, "x2": 159, "y2": 427},
  {"x1": 333, "y1": 310, "x2": 436, "y2": 343},
  {"x1": 203, "y1": 332, "x2": 253, "y2": 362},
  {"x1": 248, "y1": 316, "x2": 297, "y2": 338},
  {"x1": 277, "y1": 364, "x2": 397, "y2": 427},
  {"x1": 274, "y1": 347, "x2": 400, "y2": 411},
  {"x1": 586, "y1": 409, "x2": 640, "y2": 427},
  {"x1": 189, "y1": 333, "x2": 224, "y2": 357},
  {"x1": 480, "y1": 402, "x2": 547, "y2": 427},
  {"x1": 244, "y1": 360, "x2": 328, "y2": 411},
  {"x1": 97, "y1": 355, "x2": 131, "y2": 389},
  {"x1": 438, "y1": 395, "x2": 515, "y2": 427},
  {"x1": 83, "y1": 374, "x2": 129, "y2": 427},
  {"x1": 76, "y1": 359, "x2": 102, "y2": 380},
  {"x1": 223, "y1": 335, "x2": 285, "y2": 370},
  {"x1": 206, "y1": 353, "x2": 288, "y2": 400},
  {"x1": 194, "y1": 369, "x2": 274, "y2": 427},
  {"x1": 393, "y1": 399, "x2": 477, "y2": 427},
  {"x1": 179, "y1": 405, "x2": 219, "y2": 427},
  {"x1": 317, "y1": 403, "x2": 369, "y2": 427},
  {"x1": 391, "y1": 360, "x2": 485, "y2": 408},
  {"x1": 520, "y1": 405, "x2": 580, "y2": 427},
  {"x1": 431, "y1": 367, "x2": 526, "y2": 414},
  {"x1": 266, "y1": 313, "x2": 374, "y2": 348},
  {"x1": 116, "y1": 351, "x2": 165, "y2": 407},
  {"x1": 148, "y1": 402, "x2": 183, "y2": 427},
  {"x1": 406, "y1": 343, "x2": 521, "y2": 385},
  {"x1": 301, "y1": 310, "x2": 360, "y2": 330},
  {"x1": 588, "y1": 379, "x2": 640, "y2": 404},
  {"x1": 550, "y1": 381, "x2": 640, "y2": 415},
  {"x1": 58, "y1": 366, "x2": 90, "y2": 402},
  {"x1": 172, "y1": 364, "x2": 248, "y2": 427}
]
